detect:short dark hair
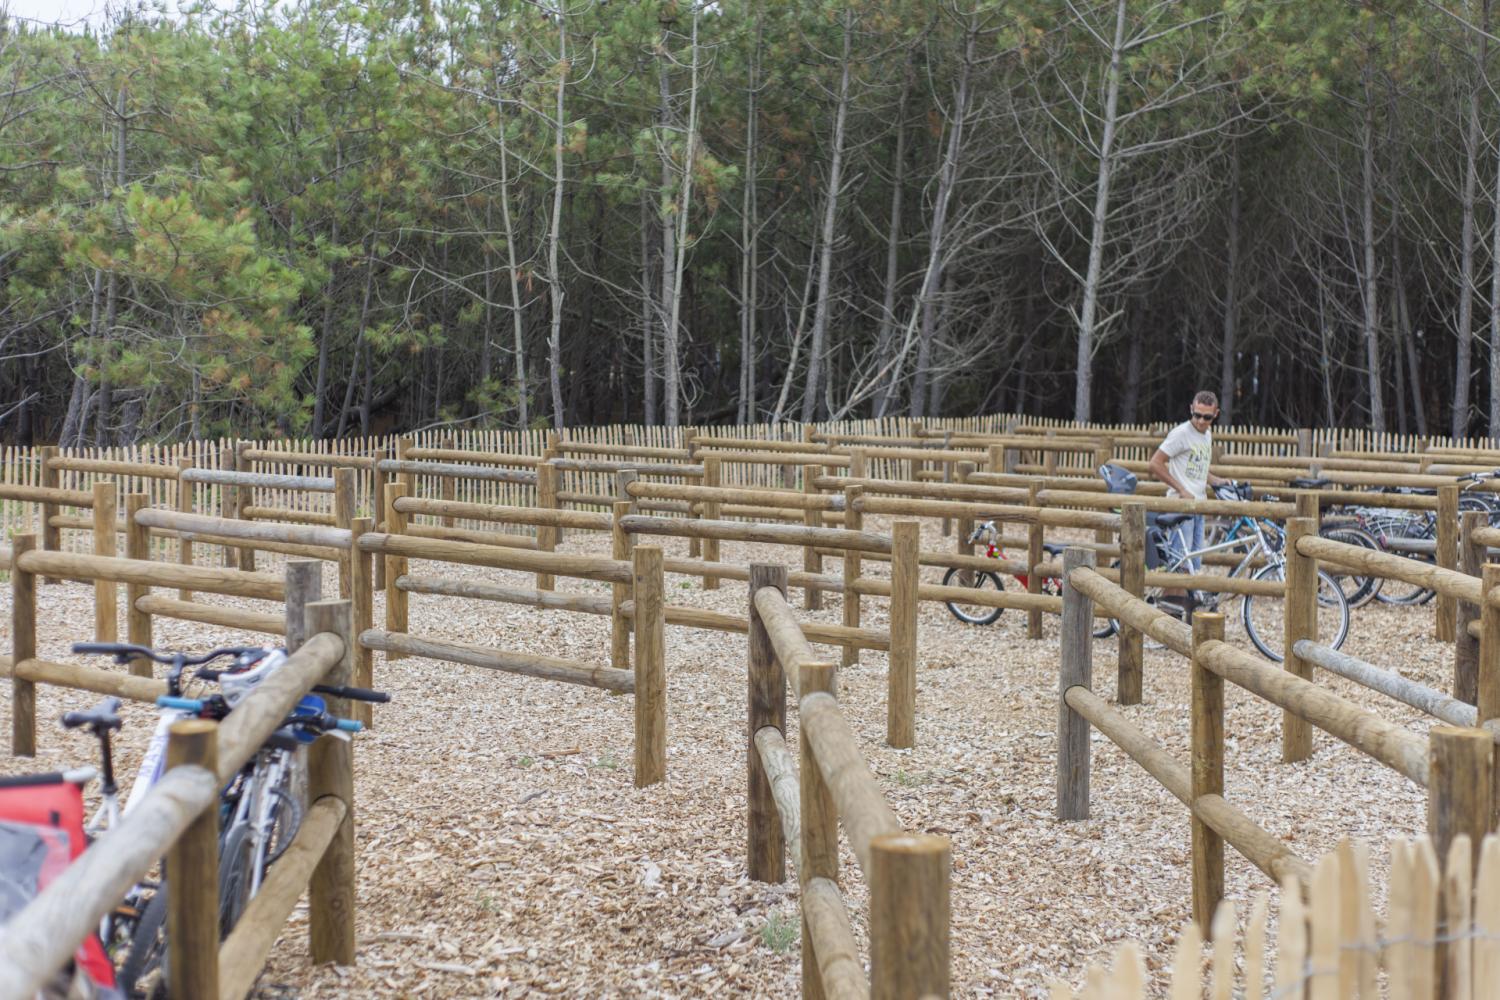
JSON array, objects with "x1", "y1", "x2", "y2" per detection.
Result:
[{"x1": 1193, "y1": 390, "x2": 1218, "y2": 408}]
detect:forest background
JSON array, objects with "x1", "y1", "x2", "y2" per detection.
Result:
[{"x1": 2, "y1": 0, "x2": 1498, "y2": 444}]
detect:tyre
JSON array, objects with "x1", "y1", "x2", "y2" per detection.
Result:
[
  {"x1": 118, "y1": 886, "x2": 167, "y2": 998},
  {"x1": 1319, "y1": 525, "x2": 1382, "y2": 608},
  {"x1": 219, "y1": 821, "x2": 254, "y2": 937},
  {"x1": 940, "y1": 567, "x2": 1004, "y2": 625},
  {"x1": 1242, "y1": 563, "x2": 1350, "y2": 662},
  {"x1": 1374, "y1": 544, "x2": 1435, "y2": 605}
]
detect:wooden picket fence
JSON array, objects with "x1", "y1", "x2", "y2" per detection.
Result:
[{"x1": 1059, "y1": 835, "x2": 1500, "y2": 1000}]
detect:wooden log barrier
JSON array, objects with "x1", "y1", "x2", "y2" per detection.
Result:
[
  {"x1": 842, "y1": 486, "x2": 863, "y2": 669},
  {"x1": 11, "y1": 534, "x2": 38, "y2": 755},
  {"x1": 92, "y1": 481, "x2": 118, "y2": 642},
  {"x1": 166, "y1": 719, "x2": 222, "y2": 999},
  {"x1": 1283, "y1": 516, "x2": 1317, "y2": 764},
  {"x1": 360, "y1": 530, "x2": 632, "y2": 584},
  {"x1": 182, "y1": 467, "x2": 337, "y2": 492},
  {"x1": 799, "y1": 660, "x2": 841, "y2": 999},
  {"x1": 748, "y1": 563, "x2": 789, "y2": 884},
  {"x1": 1191, "y1": 612, "x2": 1226, "y2": 929},
  {"x1": 804, "y1": 464, "x2": 824, "y2": 610},
  {"x1": 889, "y1": 520, "x2": 920, "y2": 749},
  {"x1": 620, "y1": 513, "x2": 892, "y2": 554},
  {"x1": 537, "y1": 461, "x2": 559, "y2": 591},
  {"x1": 394, "y1": 496, "x2": 611, "y2": 531},
  {"x1": 1458, "y1": 511, "x2": 1487, "y2": 705},
  {"x1": 305, "y1": 600, "x2": 357, "y2": 966},
  {"x1": 39, "y1": 444, "x2": 60, "y2": 583},
  {"x1": 360, "y1": 630, "x2": 632, "y2": 692},
  {"x1": 1427, "y1": 726, "x2": 1495, "y2": 867},
  {"x1": 1439, "y1": 485, "x2": 1460, "y2": 641},
  {"x1": 1057, "y1": 547, "x2": 1095, "y2": 821},
  {"x1": 376, "y1": 457, "x2": 538, "y2": 486},
  {"x1": 869, "y1": 833, "x2": 950, "y2": 1000}
]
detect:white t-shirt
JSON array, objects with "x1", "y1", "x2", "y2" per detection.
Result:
[{"x1": 1157, "y1": 421, "x2": 1212, "y2": 499}]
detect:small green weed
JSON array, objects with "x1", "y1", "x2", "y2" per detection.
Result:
[
  {"x1": 893, "y1": 769, "x2": 929, "y2": 788},
  {"x1": 679, "y1": 580, "x2": 693, "y2": 589},
  {"x1": 475, "y1": 891, "x2": 504, "y2": 913},
  {"x1": 760, "y1": 910, "x2": 798, "y2": 953},
  {"x1": 593, "y1": 752, "x2": 620, "y2": 771},
  {"x1": 517, "y1": 755, "x2": 535, "y2": 768}
]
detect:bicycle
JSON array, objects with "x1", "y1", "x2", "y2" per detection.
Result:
[
  {"x1": 69, "y1": 642, "x2": 385, "y2": 999},
  {"x1": 941, "y1": 522, "x2": 1116, "y2": 639}
]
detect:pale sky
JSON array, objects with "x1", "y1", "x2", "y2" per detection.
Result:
[{"x1": 3, "y1": 0, "x2": 234, "y2": 32}]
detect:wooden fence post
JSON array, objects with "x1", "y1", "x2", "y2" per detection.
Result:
[
  {"x1": 747, "y1": 563, "x2": 788, "y2": 884},
  {"x1": 954, "y1": 461, "x2": 976, "y2": 564},
  {"x1": 1118, "y1": 502, "x2": 1146, "y2": 705},
  {"x1": 1026, "y1": 483, "x2": 1044, "y2": 639},
  {"x1": 986, "y1": 445, "x2": 1003, "y2": 476},
  {"x1": 394, "y1": 437, "x2": 414, "y2": 496},
  {"x1": 219, "y1": 441, "x2": 237, "y2": 568},
  {"x1": 176, "y1": 456, "x2": 195, "y2": 600},
  {"x1": 702, "y1": 455, "x2": 722, "y2": 590},
  {"x1": 889, "y1": 520, "x2": 919, "y2": 749},
  {"x1": 841, "y1": 486, "x2": 864, "y2": 669},
  {"x1": 536, "y1": 461, "x2": 559, "y2": 592},
  {"x1": 92, "y1": 480, "x2": 118, "y2": 642},
  {"x1": 802, "y1": 464, "x2": 824, "y2": 610},
  {"x1": 38, "y1": 445, "x2": 59, "y2": 584},
  {"x1": 371, "y1": 448, "x2": 388, "y2": 591},
  {"x1": 1282, "y1": 515, "x2": 1317, "y2": 763},
  {"x1": 611, "y1": 501, "x2": 635, "y2": 671},
  {"x1": 306, "y1": 599, "x2": 357, "y2": 966},
  {"x1": 633, "y1": 545, "x2": 666, "y2": 787},
  {"x1": 166, "y1": 718, "x2": 221, "y2": 1000},
  {"x1": 439, "y1": 436, "x2": 456, "y2": 526},
  {"x1": 1438, "y1": 484, "x2": 1459, "y2": 641},
  {"x1": 939, "y1": 433, "x2": 953, "y2": 537},
  {"x1": 283, "y1": 560, "x2": 323, "y2": 653},
  {"x1": 1297, "y1": 428, "x2": 1313, "y2": 457},
  {"x1": 1427, "y1": 726, "x2": 1494, "y2": 871},
  {"x1": 383, "y1": 482, "x2": 409, "y2": 661},
  {"x1": 800, "y1": 659, "x2": 838, "y2": 1000},
  {"x1": 1478, "y1": 565, "x2": 1500, "y2": 733},
  {"x1": 125, "y1": 493, "x2": 152, "y2": 678},
  {"x1": 1058, "y1": 547, "x2": 1095, "y2": 820},
  {"x1": 350, "y1": 516, "x2": 375, "y2": 728},
  {"x1": 235, "y1": 441, "x2": 256, "y2": 572},
  {"x1": 1458, "y1": 511, "x2": 1487, "y2": 705},
  {"x1": 869, "y1": 833, "x2": 950, "y2": 1000},
  {"x1": 684, "y1": 430, "x2": 702, "y2": 559},
  {"x1": 11, "y1": 534, "x2": 37, "y2": 756},
  {"x1": 331, "y1": 468, "x2": 355, "y2": 600},
  {"x1": 1191, "y1": 611, "x2": 1226, "y2": 929}
]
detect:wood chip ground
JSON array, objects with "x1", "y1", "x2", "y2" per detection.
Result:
[{"x1": 0, "y1": 516, "x2": 1435, "y2": 996}]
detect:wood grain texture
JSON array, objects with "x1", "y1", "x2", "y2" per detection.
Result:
[{"x1": 747, "y1": 564, "x2": 788, "y2": 884}]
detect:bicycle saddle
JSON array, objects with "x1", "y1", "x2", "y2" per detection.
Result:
[
  {"x1": 1098, "y1": 463, "x2": 1138, "y2": 494},
  {"x1": 61, "y1": 697, "x2": 122, "y2": 733},
  {"x1": 1289, "y1": 477, "x2": 1330, "y2": 489},
  {"x1": 1042, "y1": 542, "x2": 1065, "y2": 556},
  {"x1": 1152, "y1": 512, "x2": 1195, "y2": 529}
]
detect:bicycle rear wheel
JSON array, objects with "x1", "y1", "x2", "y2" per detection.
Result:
[
  {"x1": 1242, "y1": 564, "x2": 1350, "y2": 662},
  {"x1": 1319, "y1": 525, "x2": 1382, "y2": 608},
  {"x1": 940, "y1": 567, "x2": 1004, "y2": 625}
]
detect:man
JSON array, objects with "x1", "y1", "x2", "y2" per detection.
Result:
[{"x1": 1147, "y1": 390, "x2": 1230, "y2": 576}]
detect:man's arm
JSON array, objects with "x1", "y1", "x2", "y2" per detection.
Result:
[{"x1": 1148, "y1": 448, "x2": 1192, "y2": 497}]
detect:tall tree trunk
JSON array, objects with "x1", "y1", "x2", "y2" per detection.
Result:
[
  {"x1": 1073, "y1": 0, "x2": 1128, "y2": 424},
  {"x1": 1359, "y1": 44, "x2": 1385, "y2": 432},
  {"x1": 873, "y1": 51, "x2": 915, "y2": 420},
  {"x1": 737, "y1": 6, "x2": 762, "y2": 425},
  {"x1": 95, "y1": 82, "x2": 128, "y2": 445},
  {"x1": 640, "y1": 191, "x2": 658, "y2": 424},
  {"x1": 546, "y1": 14, "x2": 569, "y2": 428},
  {"x1": 492, "y1": 87, "x2": 529, "y2": 428},
  {"x1": 1120, "y1": 330, "x2": 1143, "y2": 423},
  {"x1": 663, "y1": 8, "x2": 701, "y2": 428},
  {"x1": 1454, "y1": 0, "x2": 1489, "y2": 437},
  {"x1": 1219, "y1": 138, "x2": 1241, "y2": 424},
  {"x1": 800, "y1": 9, "x2": 853, "y2": 423}
]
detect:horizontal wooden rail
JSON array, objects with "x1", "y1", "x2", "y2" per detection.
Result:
[
  {"x1": 393, "y1": 496, "x2": 611, "y2": 530},
  {"x1": 376, "y1": 458, "x2": 537, "y2": 485},
  {"x1": 556, "y1": 440, "x2": 688, "y2": 460},
  {"x1": 754, "y1": 586, "x2": 822, "y2": 686},
  {"x1": 710, "y1": 449, "x2": 853, "y2": 468},
  {"x1": 240, "y1": 449, "x2": 373, "y2": 470},
  {"x1": 550, "y1": 457, "x2": 704, "y2": 477},
  {"x1": 753, "y1": 726, "x2": 802, "y2": 851},
  {"x1": 361, "y1": 628, "x2": 633, "y2": 692},
  {"x1": 15, "y1": 549, "x2": 285, "y2": 600},
  {"x1": 401, "y1": 447, "x2": 539, "y2": 467},
  {"x1": 9, "y1": 657, "x2": 167, "y2": 702},
  {"x1": 1294, "y1": 641, "x2": 1479, "y2": 729},
  {"x1": 1295, "y1": 534, "x2": 1479, "y2": 601},
  {"x1": 1066, "y1": 566, "x2": 1193, "y2": 655},
  {"x1": 1472, "y1": 525, "x2": 1500, "y2": 549},
  {"x1": 218, "y1": 795, "x2": 346, "y2": 999},
  {"x1": 697, "y1": 435, "x2": 833, "y2": 453},
  {"x1": 358, "y1": 531, "x2": 632, "y2": 583},
  {"x1": 134, "y1": 508, "x2": 351, "y2": 550},
  {"x1": 136, "y1": 595, "x2": 287, "y2": 635},
  {"x1": 181, "y1": 468, "x2": 336, "y2": 491},
  {"x1": 626, "y1": 480, "x2": 842, "y2": 511},
  {"x1": 853, "y1": 495, "x2": 1121, "y2": 532},
  {"x1": 1033, "y1": 561, "x2": 1285, "y2": 597},
  {"x1": 621, "y1": 514, "x2": 893, "y2": 554},
  {"x1": 241, "y1": 505, "x2": 338, "y2": 527},
  {"x1": 45, "y1": 456, "x2": 179, "y2": 479},
  {"x1": 403, "y1": 523, "x2": 540, "y2": 550},
  {"x1": 1064, "y1": 686, "x2": 1311, "y2": 886},
  {"x1": 800, "y1": 690, "x2": 902, "y2": 876},
  {"x1": 0, "y1": 483, "x2": 94, "y2": 507},
  {"x1": 1196, "y1": 639, "x2": 1430, "y2": 786},
  {"x1": 1035, "y1": 488, "x2": 1297, "y2": 518}
]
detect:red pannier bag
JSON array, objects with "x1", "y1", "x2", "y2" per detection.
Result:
[{"x1": 0, "y1": 774, "x2": 120, "y2": 996}]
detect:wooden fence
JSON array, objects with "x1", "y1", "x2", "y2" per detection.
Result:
[{"x1": 1058, "y1": 835, "x2": 1500, "y2": 1000}]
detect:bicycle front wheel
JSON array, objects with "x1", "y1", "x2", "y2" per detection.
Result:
[
  {"x1": 1319, "y1": 525, "x2": 1382, "y2": 608},
  {"x1": 940, "y1": 567, "x2": 1004, "y2": 625},
  {"x1": 1242, "y1": 563, "x2": 1350, "y2": 662}
]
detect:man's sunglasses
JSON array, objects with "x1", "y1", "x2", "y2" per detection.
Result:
[{"x1": 1190, "y1": 410, "x2": 1218, "y2": 423}]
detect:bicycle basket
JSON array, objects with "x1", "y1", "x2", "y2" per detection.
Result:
[{"x1": 1098, "y1": 464, "x2": 1138, "y2": 495}]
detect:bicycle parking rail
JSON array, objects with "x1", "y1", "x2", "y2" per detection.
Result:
[
  {"x1": 1058, "y1": 546, "x2": 1491, "y2": 926},
  {"x1": 745, "y1": 565, "x2": 950, "y2": 999}
]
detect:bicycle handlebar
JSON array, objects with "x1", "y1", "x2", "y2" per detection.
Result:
[
  {"x1": 154, "y1": 696, "x2": 363, "y2": 734},
  {"x1": 72, "y1": 642, "x2": 265, "y2": 668}
]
